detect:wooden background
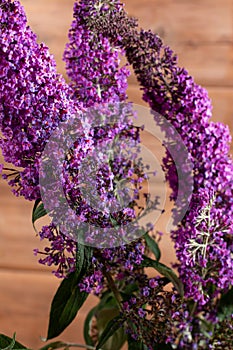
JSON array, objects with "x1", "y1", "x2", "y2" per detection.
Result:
[{"x1": 0, "y1": 0, "x2": 232, "y2": 348}]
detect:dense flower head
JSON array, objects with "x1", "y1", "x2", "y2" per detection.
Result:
[
  {"x1": 64, "y1": 0, "x2": 129, "y2": 107},
  {"x1": 123, "y1": 27, "x2": 233, "y2": 344},
  {"x1": 120, "y1": 25, "x2": 233, "y2": 347},
  {"x1": 176, "y1": 191, "x2": 233, "y2": 305},
  {"x1": 21, "y1": 0, "x2": 158, "y2": 285},
  {"x1": 78, "y1": 1, "x2": 233, "y2": 346},
  {"x1": 39, "y1": 102, "x2": 158, "y2": 251},
  {"x1": 1, "y1": 1, "x2": 233, "y2": 348},
  {"x1": 0, "y1": 0, "x2": 78, "y2": 199}
]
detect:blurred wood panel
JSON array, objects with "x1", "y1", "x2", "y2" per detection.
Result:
[
  {"x1": 22, "y1": 0, "x2": 233, "y2": 45},
  {"x1": 125, "y1": 0, "x2": 233, "y2": 43},
  {"x1": 0, "y1": 270, "x2": 98, "y2": 349},
  {"x1": 21, "y1": 0, "x2": 74, "y2": 77},
  {"x1": 1, "y1": 0, "x2": 233, "y2": 349},
  {"x1": 21, "y1": 0, "x2": 233, "y2": 86},
  {"x1": 127, "y1": 43, "x2": 233, "y2": 87},
  {"x1": 0, "y1": 177, "x2": 50, "y2": 272},
  {"x1": 127, "y1": 85, "x2": 233, "y2": 134}
]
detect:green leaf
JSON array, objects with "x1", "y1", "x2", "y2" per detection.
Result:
[
  {"x1": 144, "y1": 233, "x2": 161, "y2": 261},
  {"x1": 84, "y1": 291, "x2": 120, "y2": 348},
  {"x1": 83, "y1": 305, "x2": 98, "y2": 346},
  {"x1": 128, "y1": 337, "x2": 148, "y2": 350},
  {"x1": 122, "y1": 282, "x2": 139, "y2": 296},
  {"x1": 47, "y1": 245, "x2": 93, "y2": 340},
  {"x1": 0, "y1": 333, "x2": 29, "y2": 349},
  {"x1": 32, "y1": 199, "x2": 47, "y2": 231},
  {"x1": 140, "y1": 256, "x2": 184, "y2": 297},
  {"x1": 47, "y1": 272, "x2": 89, "y2": 339},
  {"x1": 95, "y1": 315, "x2": 124, "y2": 350},
  {"x1": 153, "y1": 343, "x2": 173, "y2": 350},
  {"x1": 97, "y1": 292, "x2": 116, "y2": 310},
  {"x1": 128, "y1": 337, "x2": 172, "y2": 350},
  {"x1": 217, "y1": 287, "x2": 233, "y2": 321},
  {"x1": 96, "y1": 308, "x2": 126, "y2": 350}
]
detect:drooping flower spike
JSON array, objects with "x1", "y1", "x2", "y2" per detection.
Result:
[{"x1": 0, "y1": 0, "x2": 78, "y2": 199}]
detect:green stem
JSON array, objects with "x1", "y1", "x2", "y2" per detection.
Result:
[
  {"x1": 102, "y1": 266, "x2": 123, "y2": 311},
  {"x1": 190, "y1": 301, "x2": 198, "y2": 318},
  {"x1": 59, "y1": 343, "x2": 99, "y2": 349},
  {"x1": 39, "y1": 342, "x2": 103, "y2": 350}
]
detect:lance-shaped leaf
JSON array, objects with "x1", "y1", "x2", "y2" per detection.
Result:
[
  {"x1": 217, "y1": 287, "x2": 233, "y2": 321},
  {"x1": 96, "y1": 307, "x2": 126, "y2": 350},
  {"x1": 47, "y1": 244, "x2": 93, "y2": 339},
  {"x1": 0, "y1": 333, "x2": 29, "y2": 349},
  {"x1": 32, "y1": 199, "x2": 47, "y2": 231},
  {"x1": 95, "y1": 315, "x2": 124, "y2": 350},
  {"x1": 128, "y1": 336, "x2": 148, "y2": 350},
  {"x1": 83, "y1": 305, "x2": 98, "y2": 346},
  {"x1": 144, "y1": 232, "x2": 161, "y2": 261}
]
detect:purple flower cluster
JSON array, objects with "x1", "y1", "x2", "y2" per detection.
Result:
[
  {"x1": 64, "y1": 0, "x2": 129, "y2": 107},
  {"x1": 113, "y1": 19, "x2": 233, "y2": 301},
  {"x1": 39, "y1": 102, "x2": 153, "y2": 250},
  {"x1": 79, "y1": 256, "x2": 105, "y2": 295},
  {"x1": 176, "y1": 191, "x2": 233, "y2": 305},
  {"x1": 1, "y1": 0, "x2": 233, "y2": 347},
  {"x1": 78, "y1": 241, "x2": 145, "y2": 295},
  {"x1": 0, "y1": 0, "x2": 77, "y2": 199},
  {"x1": 121, "y1": 26, "x2": 233, "y2": 345},
  {"x1": 0, "y1": 0, "x2": 149, "y2": 276},
  {"x1": 77, "y1": 1, "x2": 233, "y2": 345},
  {"x1": 120, "y1": 25, "x2": 233, "y2": 348},
  {"x1": 103, "y1": 240, "x2": 145, "y2": 271},
  {"x1": 0, "y1": 0, "x2": 156, "y2": 278},
  {"x1": 33, "y1": 223, "x2": 76, "y2": 278},
  {"x1": 121, "y1": 274, "x2": 179, "y2": 348}
]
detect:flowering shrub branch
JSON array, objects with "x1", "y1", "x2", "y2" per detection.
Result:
[{"x1": 0, "y1": 0, "x2": 233, "y2": 349}]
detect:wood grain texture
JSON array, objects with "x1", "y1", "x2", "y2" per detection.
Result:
[
  {"x1": 127, "y1": 85, "x2": 233, "y2": 134},
  {"x1": 1, "y1": 0, "x2": 233, "y2": 349},
  {"x1": 21, "y1": 0, "x2": 74, "y2": 77},
  {"x1": 125, "y1": 0, "x2": 233, "y2": 43},
  {"x1": 0, "y1": 270, "x2": 98, "y2": 348},
  {"x1": 20, "y1": 0, "x2": 233, "y2": 86}
]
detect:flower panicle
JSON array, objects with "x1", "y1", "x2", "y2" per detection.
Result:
[{"x1": 0, "y1": 0, "x2": 78, "y2": 200}]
